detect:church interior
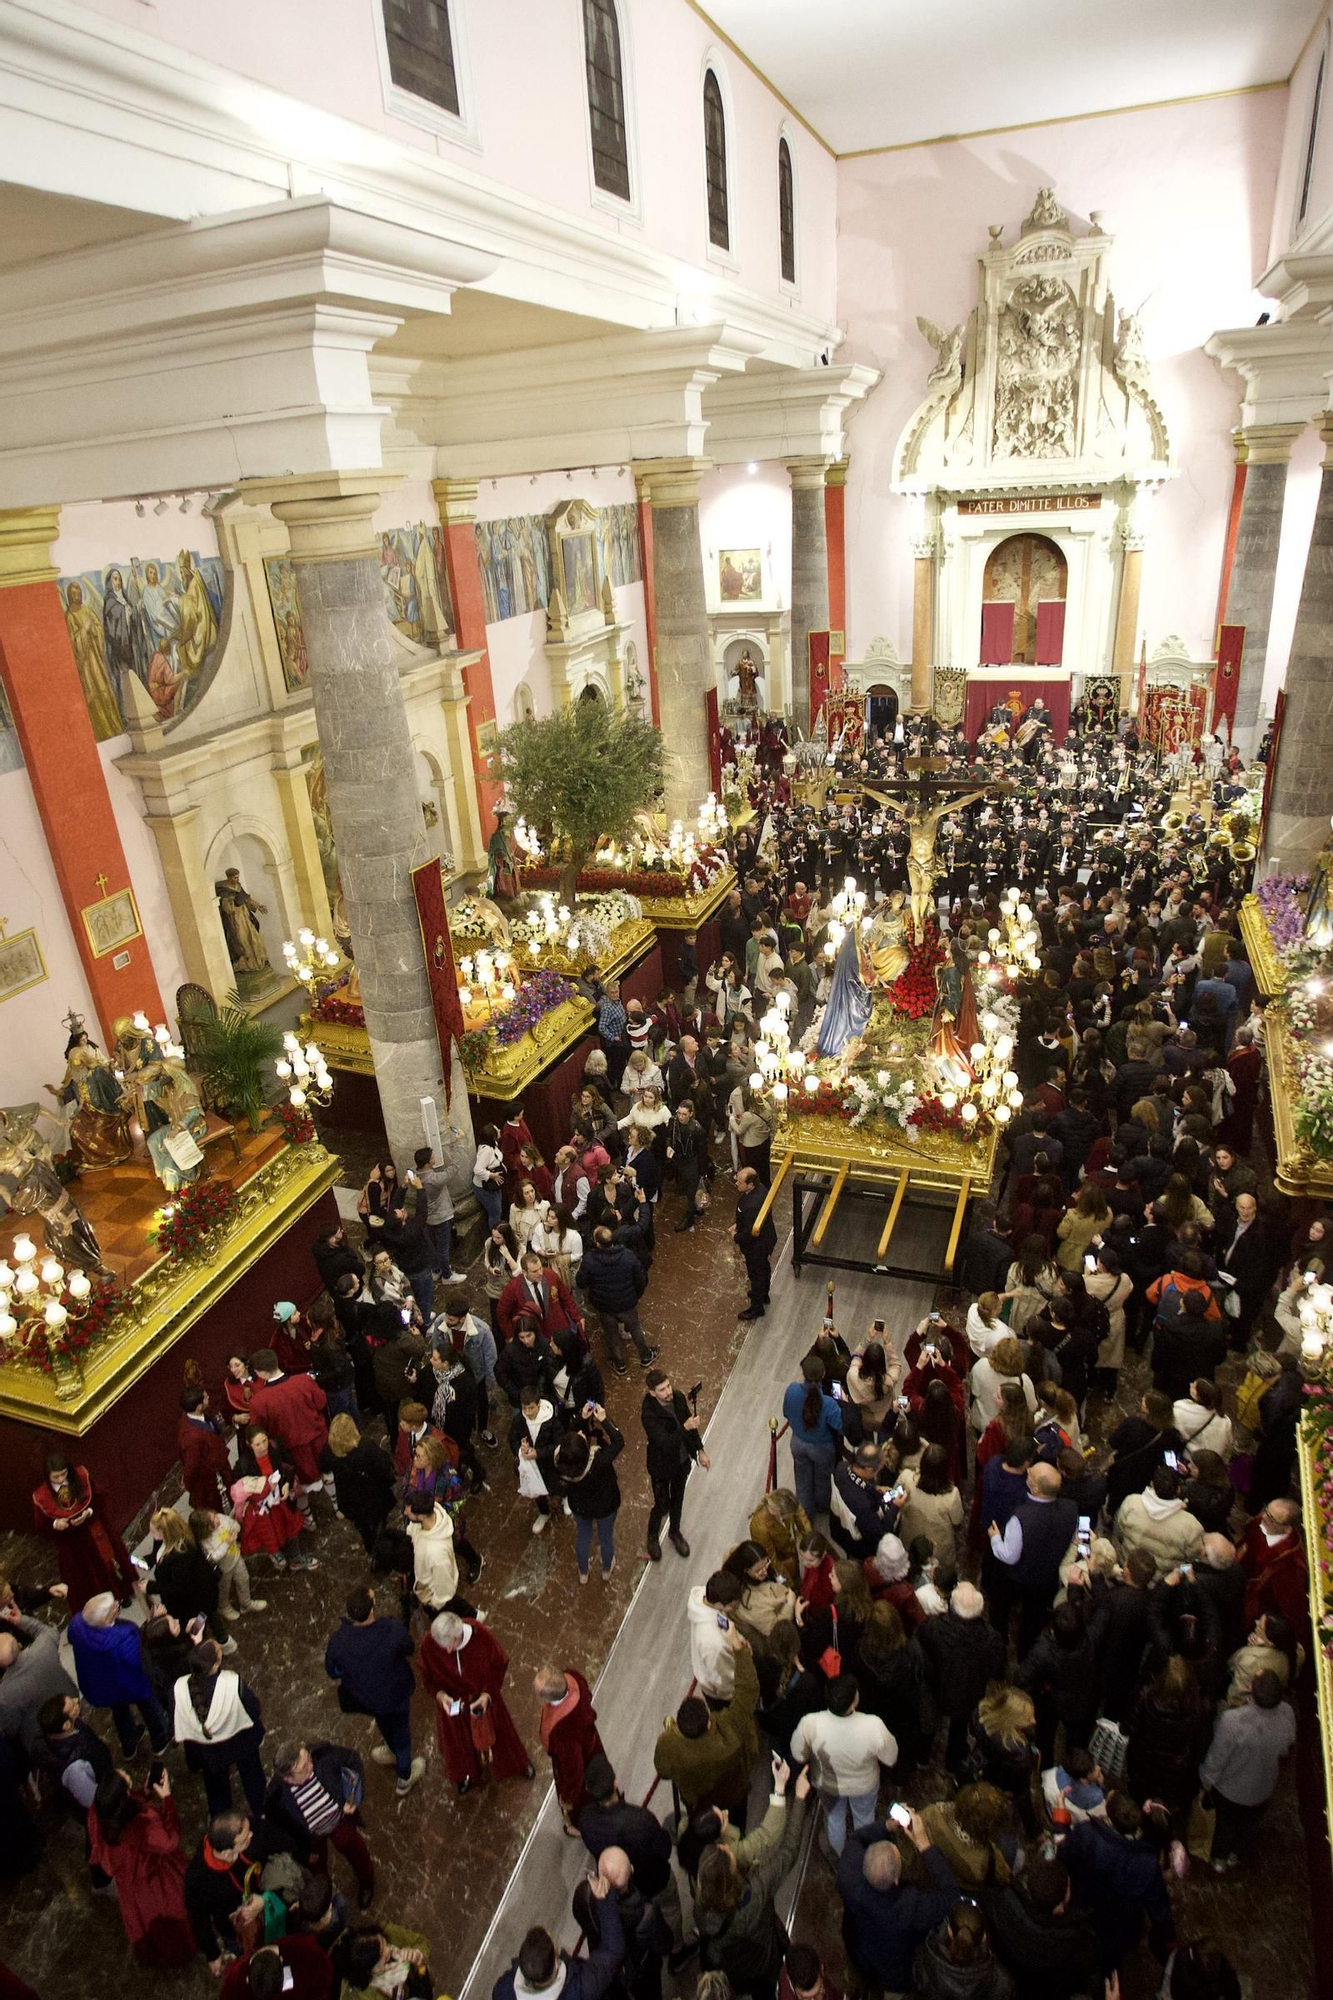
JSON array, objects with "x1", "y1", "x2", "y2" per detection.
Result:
[{"x1": 2, "y1": 1, "x2": 1333, "y2": 1995}]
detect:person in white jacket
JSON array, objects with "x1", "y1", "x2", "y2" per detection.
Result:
[
  {"x1": 965, "y1": 1294, "x2": 1005, "y2": 1359},
  {"x1": 790, "y1": 1676, "x2": 898, "y2": 1856},
  {"x1": 406, "y1": 1492, "x2": 477, "y2": 1616},
  {"x1": 968, "y1": 1337, "x2": 1037, "y2": 1433},
  {"x1": 687, "y1": 1574, "x2": 743, "y2": 1704},
  {"x1": 1113, "y1": 1465, "x2": 1205, "y2": 1572},
  {"x1": 1173, "y1": 1378, "x2": 1234, "y2": 1460}
]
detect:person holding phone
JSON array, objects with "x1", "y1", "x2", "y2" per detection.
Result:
[
  {"x1": 732, "y1": 1165, "x2": 777, "y2": 1321},
  {"x1": 782, "y1": 1357, "x2": 843, "y2": 1521}
]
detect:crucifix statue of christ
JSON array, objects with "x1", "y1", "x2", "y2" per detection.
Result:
[{"x1": 864, "y1": 758, "x2": 1012, "y2": 942}]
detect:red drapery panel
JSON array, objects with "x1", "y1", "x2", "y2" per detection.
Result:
[
  {"x1": 1034, "y1": 599, "x2": 1066, "y2": 666},
  {"x1": 962, "y1": 677, "x2": 1071, "y2": 745},
  {"x1": 980, "y1": 601, "x2": 1015, "y2": 665}
]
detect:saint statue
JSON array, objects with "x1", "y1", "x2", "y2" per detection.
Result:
[
  {"x1": 1306, "y1": 819, "x2": 1333, "y2": 951},
  {"x1": 863, "y1": 892, "x2": 911, "y2": 987},
  {"x1": 46, "y1": 1019, "x2": 131, "y2": 1169},
  {"x1": 816, "y1": 926, "x2": 871, "y2": 1059},
  {"x1": 0, "y1": 1109, "x2": 111, "y2": 1273},
  {"x1": 215, "y1": 868, "x2": 271, "y2": 975},
  {"x1": 113, "y1": 1018, "x2": 208, "y2": 1190},
  {"x1": 486, "y1": 808, "x2": 522, "y2": 903},
  {"x1": 735, "y1": 650, "x2": 760, "y2": 709}
]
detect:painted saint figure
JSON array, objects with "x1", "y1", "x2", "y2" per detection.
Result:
[
  {"x1": 63, "y1": 581, "x2": 123, "y2": 740},
  {"x1": 486, "y1": 808, "x2": 521, "y2": 904},
  {"x1": 173, "y1": 549, "x2": 218, "y2": 684},
  {"x1": 47, "y1": 1023, "x2": 131, "y2": 1168},
  {"x1": 215, "y1": 868, "x2": 271, "y2": 975}
]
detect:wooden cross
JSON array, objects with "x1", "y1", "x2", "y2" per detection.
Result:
[{"x1": 94, "y1": 872, "x2": 109, "y2": 897}]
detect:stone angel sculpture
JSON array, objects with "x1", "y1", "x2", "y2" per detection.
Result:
[
  {"x1": 917, "y1": 316, "x2": 965, "y2": 397},
  {"x1": 1112, "y1": 309, "x2": 1151, "y2": 401}
]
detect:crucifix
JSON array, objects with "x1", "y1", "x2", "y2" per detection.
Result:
[
  {"x1": 863, "y1": 756, "x2": 1012, "y2": 942},
  {"x1": 94, "y1": 872, "x2": 109, "y2": 897}
]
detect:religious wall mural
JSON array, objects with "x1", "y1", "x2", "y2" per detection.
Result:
[
  {"x1": 0, "y1": 680, "x2": 23, "y2": 777},
  {"x1": 59, "y1": 550, "x2": 226, "y2": 740},
  {"x1": 473, "y1": 502, "x2": 641, "y2": 626},
  {"x1": 380, "y1": 522, "x2": 455, "y2": 647},
  {"x1": 262, "y1": 555, "x2": 310, "y2": 693}
]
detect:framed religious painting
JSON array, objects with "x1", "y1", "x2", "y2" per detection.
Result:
[
  {"x1": 719, "y1": 548, "x2": 762, "y2": 601},
  {"x1": 0, "y1": 925, "x2": 47, "y2": 1002},
  {"x1": 81, "y1": 886, "x2": 143, "y2": 959},
  {"x1": 544, "y1": 498, "x2": 606, "y2": 631}
]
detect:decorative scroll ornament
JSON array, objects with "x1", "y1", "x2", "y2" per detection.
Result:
[{"x1": 1023, "y1": 187, "x2": 1067, "y2": 232}]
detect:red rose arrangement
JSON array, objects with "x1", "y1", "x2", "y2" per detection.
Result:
[
  {"x1": 10, "y1": 1275, "x2": 123, "y2": 1376},
  {"x1": 273, "y1": 1100, "x2": 317, "y2": 1146},
  {"x1": 887, "y1": 926, "x2": 946, "y2": 1022},
  {"x1": 150, "y1": 1176, "x2": 241, "y2": 1260}
]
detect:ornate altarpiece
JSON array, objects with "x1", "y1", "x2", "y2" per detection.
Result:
[
  {"x1": 543, "y1": 498, "x2": 632, "y2": 707},
  {"x1": 893, "y1": 188, "x2": 1173, "y2": 708}
]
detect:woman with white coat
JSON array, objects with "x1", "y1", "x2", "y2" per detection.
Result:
[{"x1": 968, "y1": 1335, "x2": 1037, "y2": 1434}]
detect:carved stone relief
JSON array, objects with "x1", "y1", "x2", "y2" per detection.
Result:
[{"x1": 992, "y1": 276, "x2": 1081, "y2": 460}]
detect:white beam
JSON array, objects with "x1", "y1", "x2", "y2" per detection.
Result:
[{"x1": 700, "y1": 362, "x2": 881, "y2": 464}]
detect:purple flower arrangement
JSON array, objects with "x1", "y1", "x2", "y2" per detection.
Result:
[
  {"x1": 1257, "y1": 872, "x2": 1311, "y2": 954},
  {"x1": 461, "y1": 969, "x2": 580, "y2": 1073}
]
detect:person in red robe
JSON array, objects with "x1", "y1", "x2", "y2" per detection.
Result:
[
  {"x1": 418, "y1": 1611, "x2": 534, "y2": 1796},
  {"x1": 534, "y1": 1663, "x2": 603, "y2": 1834},
  {"x1": 220, "y1": 1936, "x2": 334, "y2": 2000},
  {"x1": 87, "y1": 1770, "x2": 194, "y2": 1968},
  {"x1": 1240, "y1": 1501, "x2": 1311, "y2": 1651},
  {"x1": 31, "y1": 1454, "x2": 133, "y2": 1611},
  {"x1": 499, "y1": 1107, "x2": 536, "y2": 1200},
  {"x1": 1220, "y1": 1029, "x2": 1262, "y2": 1153}
]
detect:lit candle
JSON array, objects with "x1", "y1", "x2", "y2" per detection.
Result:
[
  {"x1": 12, "y1": 1235, "x2": 36, "y2": 1266},
  {"x1": 289, "y1": 1087, "x2": 307, "y2": 1108},
  {"x1": 44, "y1": 1301, "x2": 67, "y2": 1329},
  {"x1": 38, "y1": 1258, "x2": 63, "y2": 1288},
  {"x1": 67, "y1": 1271, "x2": 91, "y2": 1301}
]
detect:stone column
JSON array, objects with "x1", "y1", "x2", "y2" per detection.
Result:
[
  {"x1": 632, "y1": 459, "x2": 712, "y2": 821},
  {"x1": 910, "y1": 538, "x2": 935, "y2": 712},
  {"x1": 787, "y1": 456, "x2": 830, "y2": 728},
  {"x1": 1224, "y1": 422, "x2": 1305, "y2": 751},
  {"x1": 246, "y1": 471, "x2": 473, "y2": 1183},
  {"x1": 1111, "y1": 539, "x2": 1144, "y2": 685},
  {"x1": 825, "y1": 459, "x2": 848, "y2": 683},
  {"x1": 1267, "y1": 414, "x2": 1333, "y2": 873}
]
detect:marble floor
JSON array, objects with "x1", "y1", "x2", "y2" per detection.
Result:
[{"x1": 0, "y1": 1151, "x2": 1322, "y2": 2000}]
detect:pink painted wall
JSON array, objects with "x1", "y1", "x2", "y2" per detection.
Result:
[
  {"x1": 1268, "y1": 7, "x2": 1333, "y2": 264},
  {"x1": 836, "y1": 90, "x2": 1287, "y2": 672},
  {"x1": 71, "y1": 0, "x2": 837, "y2": 330}
]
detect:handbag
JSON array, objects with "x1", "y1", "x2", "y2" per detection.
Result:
[
  {"x1": 470, "y1": 1701, "x2": 497, "y2": 1762},
  {"x1": 1088, "y1": 1716, "x2": 1129, "y2": 1781},
  {"x1": 1186, "y1": 1791, "x2": 1216, "y2": 1862},
  {"x1": 517, "y1": 1454, "x2": 548, "y2": 1500},
  {"x1": 816, "y1": 1608, "x2": 842, "y2": 1680}
]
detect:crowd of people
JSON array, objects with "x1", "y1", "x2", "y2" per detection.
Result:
[{"x1": 0, "y1": 702, "x2": 1312, "y2": 2000}]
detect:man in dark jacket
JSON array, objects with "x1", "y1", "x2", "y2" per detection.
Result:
[
  {"x1": 1150, "y1": 1290, "x2": 1226, "y2": 1403},
  {"x1": 915, "y1": 1582, "x2": 1005, "y2": 1774},
  {"x1": 579, "y1": 1226, "x2": 656, "y2": 1375},
  {"x1": 836, "y1": 1814, "x2": 960, "y2": 1996},
  {"x1": 493, "y1": 1879, "x2": 624, "y2": 2000},
  {"x1": 578, "y1": 1755, "x2": 682, "y2": 1943},
  {"x1": 831, "y1": 1445, "x2": 900, "y2": 1559},
  {"x1": 381, "y1": 1204, "x2": 437, "y2": 1322},
  {"x1": 732, "y1": 1165, "x2": 776, "y2": 1320},
  {"x1": 958, "y1": 1202, "x2": 1013, "y2": 1295},
  {"x1": 664, "y1": 1098, "x2": 710, "y2": 1229},
  {"x1": 178, "y1": 1385, "x2": 232, "y2": 1510},
  {"x1": 986, "y1": 1462, "x2": 1078, "y2": 1654},
  {"x1": 185, "y1": 1811, "x2": 295, "y2": 1975},
  {"x1": 980, "y1": 1853, "x2": 1101, "y2": 2000},
  {"x1": 1061, "y1": 1793, "x2": 1175, "y2": 1971},
  {"x1": 312, "y1": 1223, "x2": 363, "y2": 1294},
  {"x1": 641, "y1": 1370, "x2": 707, "y2": 1561},
  {"x1": 323, "y1": 1584, "x2": 423, "y2": 1798},
  {"x1": 265, "y1": 1741, "x2": 375, "y2": 1909},
  {"x1": 371, "y1": 1324, "x2": 427, "y2": 1437}
]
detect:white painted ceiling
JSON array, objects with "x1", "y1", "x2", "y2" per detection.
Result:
[{"x1": 705, "y1": 0, "x2": 1322, "y2": 154}]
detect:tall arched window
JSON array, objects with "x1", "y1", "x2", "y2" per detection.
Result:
[
  {"x1": 583, "y1": 0, "x2": 630, "y2": 201},
  {"x1": 778, "y1": 137, "x2": 796, "y2": 284},
  {"x1": 382, "y1": 0, "x2": 458, "y2": 115},
  {"x1": 1299, "y1": 47, "x2": 1327, "y2": 232},
  {"x1": 704, "y1": 69, "x2": 730, "y2": 251}
]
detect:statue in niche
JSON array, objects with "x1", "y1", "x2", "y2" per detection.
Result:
[
  {"x1": 215, "y1": 868, "x2": 272, "y2": 976},
  {"x1": 46, "y1": 1015, "x2": 131, "y2": 1169},
  {"x1": 734, "y1": 650, "x2": 760, "y2": 709},
  {"x1": 992, "y1": 276, "x2": 1080, "y2": 460},
  {"x1": 916, "y1": 317, "x2": 965, "y2": 397}
]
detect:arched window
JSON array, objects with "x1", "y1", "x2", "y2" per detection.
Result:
[
  {"x1": 382, "y1": 0, "x2": 458, "y2": 115},
  {"x1": 583, "y1": 0, "x2": 630, "y2": 201},
  {"x1": 704, "y1": 69, "x2": 730, "y2": 251},
  {"x1": 1299, "y1": 46, "x2": 1327, "y2": 232},
  {"x1": 778, "y1": 137, "x2": 796, "y2": 284}
]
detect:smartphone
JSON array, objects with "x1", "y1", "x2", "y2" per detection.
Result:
[
  {"x1": 1179, "y1": 1563, "x2": 1194, "y2": 1579},
  {"x1": 830, "y1": 1380, "x2": 844, "y2": 1401},
  {"x1": 148, "y1": 1758, "x2": 166, "y2": 1791},
  {"x1": 130, "y1": 1554, "x2": 149, "y2": 1574},
  {"x1": 282, "y1": 1972, "x2": 295, "y2": 1995},
  {"x1": 1083, "y1": 1253, "x2": 1095, "y2": 1272},
  {"x1": 888, "y1": 1485, "x2": 906, "y2": 1504},
  {"x1": 897, "y1": 1395, "x2": 910, "y2": 1411},
  {"x1": 716, "y1": 1612, "x2": 730, "y2": 1632},
  {"x1": 929, "y1": 1311, "x2": 943, "y2": 1323},
  {"x1": 873, "y1": 1319, "x2": 885, "y2": 1334},
  {"x1": 1076, "y1": 1514, "x2": 1091, "y2": 1550},
  {"x1": 888, "y1": 1802, "x2": 913, "y2": 1830},
  {"x1": 1163, "y1": 1451, "x2": 1180, "y2": 1472},
  {"x1": 400, "y1": 1306, "x2": 411, "y2": 1324}
]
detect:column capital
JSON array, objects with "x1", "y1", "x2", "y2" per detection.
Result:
[
  {"x1": 431, "y1": 476, "x2": 479, "y2": 525},
  {"x1": 632, "y1": 458, "x2": 710, "y2": 508},
  {"x1": 1238, "y1": 421, "x2": 1307, "y2": 465},
  {"x1": 240, "y1": 471, "x2": 399, "y2": 563},
  {"x1": 824, "y1": 459, "x2": 849, "y2": 490},
  {"x1": 1318, "y1": 412, "x2": 1333, "y2": 466},
  {"x1": 0, "y1": 505, "x2": 61, "y2": 588},
  {"x1": 785, "y1": 455, "x2": 831, "y2": 492}
]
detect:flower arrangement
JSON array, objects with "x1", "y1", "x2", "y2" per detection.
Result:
[
  {"x1": 1301, "y1": 1378, "x2": 1333, "y2": 1661},
  {"x1": 1257, "y1": 872, "x2": 1311, "y2": 956},
  {"x1": 310, "y1": 970, "x2": 365, "y2": 1028},
  {"x1": 521, "y1": 851, "x2": 726, "y2": 900},
  {"x1": 887, "y1": 930, "x2": 946, "y2": 1021},
  {"x1": 7, "y1": 1275, "x2": 123, "y2": 1377},
  {"x1": 459, "y1": 968, "x2": 579, "y2": 1072},
  {"x1": 797, "y1": 1066, "x2": 984, "y2": 1142},
  {"x1": 272, "y1": 1100, "x2": 317, "y2": 1146},
  {"x1": 149, "y1": 1176, "x2": 241, "y2": 1260}
]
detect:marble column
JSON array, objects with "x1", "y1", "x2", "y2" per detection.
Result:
[
  {"x1": 248, "y1": 472, "x2": 473, "y2": 1183},
  {"x1": 825, "y1": 459, "x2": 848, "y2": 682},
  {"x1": 632, "y1": 459, "x2": 712, "y2": 821},
  {"x1": 1267, "y1": 414, "x2": 1333, "y2": 874},
  {"x1": 1111, "y1": 539, "x2": 1144, "y2": 685},
  {"x1": 788, "y1": 456, "x2": 830, "y2": 729},
  {"x1": 1224, "y1": 422, "x2": 1305, "y2": 750}
]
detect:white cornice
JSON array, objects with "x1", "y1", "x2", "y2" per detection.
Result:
[
  {"x1": 1205, "y1": 318, "x2": 1333, "y2": 426},
  {"x1": 700, "y1": 363, "x2": 881, "y2": 463}
]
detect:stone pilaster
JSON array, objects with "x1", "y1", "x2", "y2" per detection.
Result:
[
  {"x1": 243, "y1": 471, "x2": 474, "y2": 1185},
  {"x1": 1267, "y1": 415, "x2": 1333, "y2": 874},
  {"x1": 787, "y1": 456, "x2": 830, "y2": 728},
  {"x1": 1225, "y1": 422, "x2": 1306, "y2": 749},
  {"x1": 632, "y1": 459, "x2": 712, "y2": 822}
]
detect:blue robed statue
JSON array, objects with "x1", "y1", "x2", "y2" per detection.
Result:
[{"x1": 817, "y1": 926, "x2": 871, "y2": 1058}]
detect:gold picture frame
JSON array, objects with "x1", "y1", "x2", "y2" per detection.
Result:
[
  {"x1": 475, "y1": 718, "x2": 502, "y2": 778},
  {"x1": 81, "y1": 886, "x2": 143, "y2": 959},
  {"x1": 0, "y1": 927, "x2": 47, "y2": 1002}
]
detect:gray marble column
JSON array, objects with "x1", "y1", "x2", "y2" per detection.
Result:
[
  {"x1": 788, "y1": 456, "x2": 830, "y2": 731},
  {"x1": 634, "y1": 459, "x2": 712, "y2": 822},
  {"x1": 252, "y1": 472, "x2": 473, "y2": 1184},
  {"x1": 1225, "y1": 422, "x2": 1304, "y2": 751},
  {"x1": 1268, "y1": 416, "x2": 1333, "y2": 874}
]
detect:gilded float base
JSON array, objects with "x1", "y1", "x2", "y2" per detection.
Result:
[
  {"x1": 1239, "y1": 894, "x2": 1285, "y2": 1000},
  {"x1": 1264, "y1": 1005, "x2": 1333, "y2": 1201}
]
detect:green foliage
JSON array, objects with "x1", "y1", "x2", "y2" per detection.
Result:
[
  {"x1": 498, "y1": 702, "x2": 663, "y2": 877},
  {"x1": 185, "y1": 991, "x2": 285, "y2": 1130}
]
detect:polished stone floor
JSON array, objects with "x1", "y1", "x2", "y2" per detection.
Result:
[{"x1": 0, "y1": 1146, "x2": 1321, "y2": 2000}]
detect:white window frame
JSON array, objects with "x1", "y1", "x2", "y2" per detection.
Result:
[
  {"x1": 777, "y1": 122, "x2": 800, "y2": 297},
  {"x1": 580, "y1": 0, "x2": 643, "y2": 226},
  {"x1": 371, "y1": 0, "x2": 481, "y2": 154},
  {"x1": 701, "y1": 52, "x2": 738, "y2": 273}
]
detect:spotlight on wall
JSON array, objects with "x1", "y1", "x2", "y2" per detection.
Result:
[
  {"x1": 134, "y1": 501, "x2": 146, "y2": 518},
  {"x1": 179, "y1": 496, "x2": 192, "y2": 514},
  {"x1": 153, "y1": 498, "x2": 169, "y2": 516},
  {"x1": 529, "y1": 474, "x2": 538, "y2": 486},
  {"x1": 616, "y1": 466, "x2": 626, "y2": 476},
  {"x1": 566, "y1": 471, "x2": 573, "y2": 482},
  {"x1": 747, "y1": 462, "x2": 758, "y2": 475}
]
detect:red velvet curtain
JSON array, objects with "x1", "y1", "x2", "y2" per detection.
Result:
[
  {"x1": 962, "y1": 677, "x2": 1071, "y2": 744},
  {"x1": 1034, "y1": 600, "x2": 1066, "y2": 666},
  {"x1": 980, "y1": 601, "x2": 1015, "y2": 665}
]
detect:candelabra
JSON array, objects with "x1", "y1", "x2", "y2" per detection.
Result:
[
  {"x1": 458, "y1": 948, "x2": 517, "y2": 1020},
  {"x1": 275, "y1": 1032, "x2": 333, "y2": 1112},
  {"x1": 822, "y1": 876, "x2": 869, "y2": 960},
  {"x1": 0, "y1": 1234, "x2": 93, "y2": 1347},
  {"x1": 130, "y1": 1010, "x2": 189, "y2": 1064},
  {"x1": 1297, "y1": 1274, "x2": 1333, "y2": 1376},
  {"x1": 282, "y1": 928, "x2": 341, "y2": 990}
]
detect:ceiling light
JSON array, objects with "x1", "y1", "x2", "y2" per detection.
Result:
[
  {"x1": 747, "y1": 462, "x2": 758, "y2": 475},
  {"x1": 134, "y1": 501, "x2": 145, "y2": 518},
  {"x1": 179, "y1": 497, "x2": 192, "y2": 513},
  {"x1": 153, "y1": 498, "x2": 168, "y2": 516}
]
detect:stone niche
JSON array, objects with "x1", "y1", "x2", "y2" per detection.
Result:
[
  {"x1": 894, "y1": 187, "x2": 1173, "y2": 694},
  {"x1": 708, "y1": 605, "x2": 791, "y2": 719},
  {"x1": 115, "y1": 493, "x2": 486, "y2": 1010},
  {"x1": 543, "y1": 497, "x2": 632, "y2": 705}
]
